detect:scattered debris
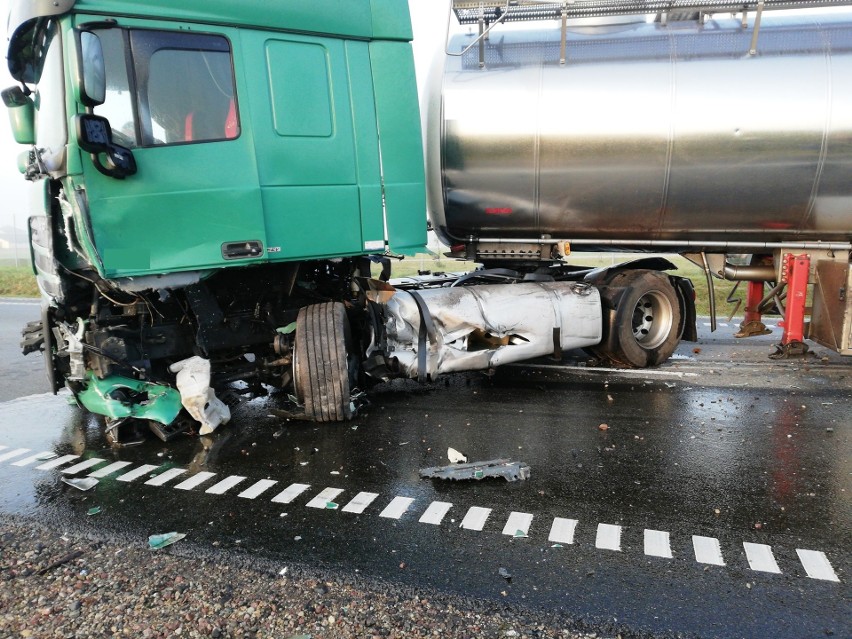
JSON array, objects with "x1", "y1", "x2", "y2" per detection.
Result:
[
  {"x1": 325, "y1": 502, "x2": 339, "y2": 510},
  {"x1": 36, "y1": 550, "x2": 84, "y2": 576},
  {"x1": 279, "y1": 567, "x2": 288, "y2": 577},
  {"x1": 498, "y1": 567, "x2": 512, "y2": 582},
  {"x1": 169, "y1": 356, "x2": 231, "y2": 435},
  {"x1": 420, "y1": 459, "x2": 530, "y2": 482},
  {"x1": 86, "y1": 507, "x2": 102, "y2": 517},
  {"x1": 598, "y1": 423, "x2": 609, "y2": 431},
  {"x1": 148, "y1": 532, "x2": 186, "y2": 550},
  {"x1": 35, "y1": 452, "x2": 58, "y2": 461},
  {"x1": 447, "y1": 447, "x2": 468, "y2": 463},
  {"x1": 61, "y1": 477, "x2": 99, "y2": 491},
  {"x1": 513, "y1": 529, "x2": 528, "y2": 539},
  {"x1": 294, "y1": 536, "x2": 302, "y2": 541},
  {"x1": 330, "y1": 471, "x2": 340, "y2": 475}
]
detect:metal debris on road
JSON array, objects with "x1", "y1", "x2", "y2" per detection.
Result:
[
  {"x1": 498, "y1": 567, "x2": 512, "y2": 582},
  {"x1": 61, "y1": 477, "x2": 99, "y2": 491},
  {"x1": 420, "y1": 458, "x2": 530, "y2": 482},
  {"x1": 148, "y1": 532, "x2": 186, "y2": 550}
]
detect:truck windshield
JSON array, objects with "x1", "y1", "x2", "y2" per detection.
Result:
[{"x1": 93, "y1": 28, "x2": 238, "y2": 148}]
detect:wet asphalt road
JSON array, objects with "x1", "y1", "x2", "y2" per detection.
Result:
[{"x1": 0, "y1": 298, "x2": 849, "y2": 638}]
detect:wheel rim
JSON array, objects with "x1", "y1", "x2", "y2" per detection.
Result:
[{"x1": 631, "y1": 290, "x2": 674, "y2": 350}]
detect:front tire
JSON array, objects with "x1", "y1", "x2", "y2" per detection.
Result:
[{"x1": 294, "y1": 302, "x2": 354, "y2": 422}]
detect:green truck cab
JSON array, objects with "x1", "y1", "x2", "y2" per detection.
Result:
[{"x1": 5, "y1": 0, "x2": 426, "y2": 434}]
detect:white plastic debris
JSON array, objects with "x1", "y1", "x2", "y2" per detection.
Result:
[
  {"x1": 168, "y1": 356, "x2": 231, "y2": 435},
  {"x1": 447, "y1": 447, "x2": 468, "y2": 464},
  {"x1": 61, "y1": 477, "x2": 99, "y2": 491}
]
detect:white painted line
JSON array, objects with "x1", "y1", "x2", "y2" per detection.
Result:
[
  {"x1": 306, "y1": 487, "x2": 344, "y2": 509},
  {"x1": 460, "y1": 506, "x2": 491, "y2": 531},
  {"x1": 644, "y1": 529, "x2": 673, "y2": 558},
  {"x1": 796, "y1": 549, "x2": 840, "y2": 582},
  {"x1": 35, "y1": 454, "x2": 80, "y2": 470},
  {"x1": 548, "y1": 518, "x2": 578, "y2": 545},
  {"x1": 144, "y1": 468, "x2": 188, "y2": 487},
  {"x1": 88, "y1": 461, "x2": 133, "y2": 478},
  {"x1": 379, "y1": 496, "x2": 415, "y2": 519},
  {"x1": 596, "y1": 523, "x2": 622, "y2": 551},
  {"x1": 743, "y1": 543, "x2": 781, "y2": 574},
  {"x1": 0, "y1": 448, "x2": 32, "y2": 463},
  {"x1": 205, "y1": 475, "x2": 247, "y2": 495},
  {"x1": 173, "y1": 472, "x2": 216, "y2": 491},
  {"x1": 419, "y1": 501, "x2": 453, "y2": 525},
  {"x1": 341, "y1": 492, "x2": 379, "y2": 514},
  {"x1": 271, "y1": 483, "x2": 311, "y2": 504},
  {"x1": 238, "y1": 479, "x2": 278, "y2": 500},
  {"x1": 116, "y1": 464, "x2": 160, "y2": 483},
  {"x1": 61, "y1": 458, "x2": 106, "y2": 475},
  {"x1": 693, "y1": 536, "x2": 725, "y2": 566},
  {"x1": 0, "y1": 445, "x2": 6, "y2": 451},
  {"x1": 12, "y1": 452, "x2": 57, "y2": 467},
  {"x1": 502, "y1": 512, "x2": 534, "y2": 537}
]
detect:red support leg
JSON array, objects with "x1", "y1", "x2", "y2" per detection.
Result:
[{"x1": 773, "y1": 254, "x2": 810, "y2": 358}]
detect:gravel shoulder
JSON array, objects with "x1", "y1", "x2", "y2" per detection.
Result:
[{"x1": 0, "y1": 516, "x2": 611, "y2": 639}]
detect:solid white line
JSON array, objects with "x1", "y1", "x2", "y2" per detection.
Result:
[
  {"x1": 693, "y1": 536, "x2": 725, "y2": 566},
  {"x1": 238, "y1": 479, "x2": 278, "y2": 500},
  {"x1": 514, "y1": 364, "x2": 698, "y2": 378},
  {"x1": 205, "y1": 475, "x2": 247, "y2": 495},
  {"x1": 341, "y1": 491, "x2": 379, "y2": 514},
  {"x1": 144, "y1": 468, "x2": 188, "y2": 487},
  {"x1": 306, "y1": 487, "x2": 344, "y2": 509},
  {"x1": 173, "y1": 471, "x2": 216, "y2": 491},
  {"x1": 596, "y1": 523, "x2": 622, "y2": 551},
  {"x1": 379, "y1": 496, "x2": 415, "y2": 519},
  {"x1": 88, "y1": 461, "x2": 132, "y2": 478},
  {"x1": 796, "y1": 549, "x2": 840, "y2": 582},
  {"x1": 61, "y1": 458, "x2": 106, "y2": 475},
  {"x1": 271, "y1": 483, "x2": 311, "y2": 504},
  {"x1": 743, "y1": 543, "x2": 781, "y2": 574},
  {"x1": 0, "y1": 445, "x2": 6, "y2": 452},
  {"x1": 460, "y1": 506, "x2": 491, "y2": 531},
  {"x1": 548, "y1": 518, "x2": 578, "y2": 545},
  {"x1": 502, "y1": 512, "x2": 534, "y2": 537},
  {"x1": 35, "y1": 454, "x2": 80, "y2": 470},
  {"x1": 12, "y1": 452, "x2": 56, "y2": 467},
  {"x1": 116, "y1": 464, "x2": 160, "y2": 483},
  {"x1": 419, "y1": 501, "x2": 453, "y2": 525},
  {"x1": 0, "y1": 448, "x2": 32, "y2": 463},
  {"x1": 644, "y1": 529, "x2": 673, "y2": 558}
]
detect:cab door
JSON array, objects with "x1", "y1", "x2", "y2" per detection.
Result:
[{"x1": 78, "y1": 21, "x2": 266, "y2": 277}]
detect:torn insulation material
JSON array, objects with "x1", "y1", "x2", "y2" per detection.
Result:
[{"x1": 169, "y1": 357, "x2": 231, "y2": 435}]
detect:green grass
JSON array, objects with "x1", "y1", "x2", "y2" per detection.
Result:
[{"x1": 0, "y1": 266, "x2": 39, "y2": 298}]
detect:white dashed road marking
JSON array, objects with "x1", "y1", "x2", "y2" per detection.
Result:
[
  {"x1": 596, "y1": 524, "x2": 622, "y2": 551},
  {"x1": 693, "y1": 536, "x2": 725, "y2": 566},
  {"x1": 12, "y1": 452, "x2": 56, "y2": 467},
  {"x1": 379, "y1": 496, "x2": 415, "y2": 519},
  {"x1": 35, "y1": 454, "x2": 80, "y2": 470},
  {"x1": 796, "y1": 549, "x2": 840, "y2": 582},
  {"x1": 644, "y1": 529, "x2": 673, "y2": 558},
  {"x1": 0, "y1": 448, "x2": 31, "y2": 463},
  {"x1": 502, "y1": 512, "x2": 533, "y2": 537},
  {"x1": 205, "y1": 475, "x2": 247, "y2": 495},
  {"x1": 419, "y1": 501, "x2": 452, "y2": 525},
  {"x1": 342, "y1": 491, "x2": 379, "y2": 514},
  {"x1": 271, "y1": 483, "x2": 311, "y2": 504},
  {"x1": 116, "y1": 464, "x2": 160, "y2": 482},
  {"x1": 145, "y1": 468, "x2": 188, "y2": 487},
  {"x1": 548, "y1": 518, "x2": 578, "y2": 545},
  {"x1": 238, "y1": 479, "x2": 278, "y2": 500},
  {"x1": 88, "y1": 461, "x2": 133, "y2": 478},
  {"x1": 173, "y1": 471, "x2": 216, "y2": 491},
  {"x1": 743, "y1": 542, "x2": 781, "y2": 574},
  {"x1": 460, "y1": 506, "x2": 491, "y2": 531},
  {"x1": 62, "y1": 458, "x2": 106, "y2": 475},
  {"x1": 306, "y1": 487, "x2": 344, "y2": 509}
]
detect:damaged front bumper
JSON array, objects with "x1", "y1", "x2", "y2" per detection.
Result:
[{"x1": 75, "y1": 372, "x2": 183, "y2": 426}]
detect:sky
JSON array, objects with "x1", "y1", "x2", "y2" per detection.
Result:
[{"x1": 0, "y1": 0, "x2": 451, "y2": 232}]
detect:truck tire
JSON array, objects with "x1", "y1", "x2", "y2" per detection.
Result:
[
  {"x1": 609, "y1": 270, "x2": 681, "y2": 368},
  {"x1": 294, "y1": 302, "x2": 353, "y2": 422}
]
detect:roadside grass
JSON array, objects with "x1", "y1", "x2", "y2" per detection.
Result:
[{"x1": 0, "y1": 266, "x2": 39, "y2": 298}]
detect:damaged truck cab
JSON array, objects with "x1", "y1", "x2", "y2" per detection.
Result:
[{"x1": 6, "y1": 0, "x2": 428, "y2": 435}]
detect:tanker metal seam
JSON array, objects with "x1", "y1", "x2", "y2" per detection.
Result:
[
  {"x1": 800, "y1": 24, "x2": 832, "y2": 233},
  {"x1": 657, "y1": 26, "x2": 677, "y2": 239}
]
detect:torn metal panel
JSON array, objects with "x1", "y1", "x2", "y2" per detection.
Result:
[
  {"x1": 375, "y1": 282, "x2": 601, "y2": 379},
  {"x1": 168, "y1": 356, "x2": 231, "y2": 435},
  {"x1": 75, "y1": 372, "x2": 182, "y2": 426},
  {"x1": 420, "y1": 459, "x2": 531, "y2": 482}
]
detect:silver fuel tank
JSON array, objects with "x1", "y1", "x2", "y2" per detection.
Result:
[{"x1": 425, "y1": 13, "x2": 852, "y2": 250}]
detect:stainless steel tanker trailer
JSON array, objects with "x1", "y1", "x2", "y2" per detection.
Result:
[{"x1": 5, "y1": 0, "x2": 852, "y2": 435}]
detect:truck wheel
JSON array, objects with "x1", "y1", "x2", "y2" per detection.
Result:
[
  {"x1": 610, "y1": 271, "x2": 681, "y2": 368},
  {"x1": 294, "y1": 302, "x2": 354, "y2": 422}
]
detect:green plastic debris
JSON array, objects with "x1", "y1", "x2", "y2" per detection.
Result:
[
  {"x1": 325, "y1": 501, "x2": 339, "y2": 510},
  {"x1": 148, "y1": 532, "x2": 186, "y2": 549},
  {"x1": 76, "y1": 372, "x2": 182, "y2": 426},
  {"x1": 474, "y1": 470, "x2": 484, "y2": 479},
  {"x1": 87, "y1": 507, "x2": 102, "y2": 516},
  {"x1": 276, "y1": 322, "x2": 298, "y2": 335},
  {"x1": 513, "y1": 529, "x2": 528, "y2": 539}
]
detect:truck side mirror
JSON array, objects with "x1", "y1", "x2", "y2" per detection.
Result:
[
  {"x1": 76, "y1": 113, "x2": 137, "y2": 179},
  {"x1": 1, "y1": 86, "x2": 35, "y2": 144},
  {"x1": 75, "y1": 30, "x2": 106, "y2": 107}
]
